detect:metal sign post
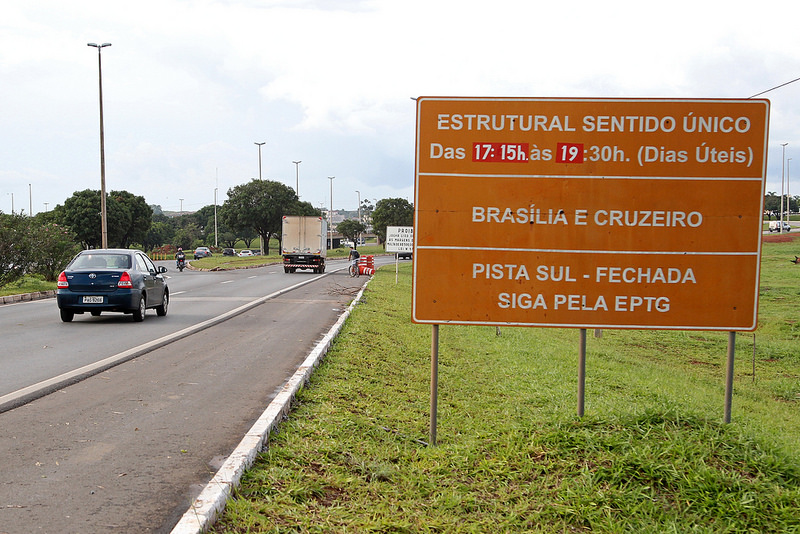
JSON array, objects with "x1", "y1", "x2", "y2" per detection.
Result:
[
  {"x1": 430, "y1": 324, "x2": 439, "y2": 446},
  {"x1": 578, "y1": 329, "x2": 587, "y2": 417},
  {"x1": 724, "y1": 331, "x2": 736, "y2": 423}
]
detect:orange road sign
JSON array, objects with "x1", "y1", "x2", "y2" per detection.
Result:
[{"x1": 412, "y1": 97, "x2": 770, "y2": 330}]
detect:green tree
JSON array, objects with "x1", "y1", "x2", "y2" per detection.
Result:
[
  {"x1": 336, "y1": 219, "x2": 367, "y2": 246},
  {"x1": 218, "y1": 230, "x2": 239, "y2": 248},
  {"x1": 143, "y1": 221, "x2": 175, "y2": 251},
  {"x1": 371, "y1": 197, "x2": 413, "y2": 244},
  {"x1": 108, "y1": 190, "x2": 152, "y2": 248},
  {"x1": 29, "y1": 222, "x2": 81, "y2": 281},
  {"x1": 186, "y1": 205, "x2": 216, "y2": 242},
  {"x1": 221, "y1": 180, "x2": 300, "y2": 255},
  {"x1": 0, "y1": 213, "x2": 33, "y2": 286},
  {"x1": 58, "y1": 189, "x2": 151, "y2": 248},
  {"x1": 58, "y1": 189, "x2": 102, "y2": 248},
  {"x1": 292, "y1": 201, "x2": 321, "y2": 217},
  {"x1": 360, "y1": 198, "x2": 375, "y2": 230},
  {"x1": 238, "y1": 226, "x2": 258, "y2": 249},
  {"x1": 173, "y1": 224, "x2": 201, "y2": 250},
  {"x1": 186, "y1": 204, "x2": 240, "y2": 248},
  {"x1": 764, "y1": 192, "x2": 780, "y2": 215}
]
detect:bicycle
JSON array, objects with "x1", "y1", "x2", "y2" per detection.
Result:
[{"x1": 348, "y1": 259, "x2": 360, "y2": 278}]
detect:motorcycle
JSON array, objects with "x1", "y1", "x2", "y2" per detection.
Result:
[{"x1": 176, "y1": 256, "x2": 186, "y2": 272}]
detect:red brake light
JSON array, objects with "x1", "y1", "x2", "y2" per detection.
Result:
[
  {"x1": 118, "y1": 271, "x2": 133, "y2": 288},
  {"x1": 57, "y1": 272, "x2": 69, "y2": 288}
]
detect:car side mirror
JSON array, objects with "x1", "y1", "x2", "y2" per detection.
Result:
[{"x1": 158, "y1": 266, "x2": 168, "y2": 273}]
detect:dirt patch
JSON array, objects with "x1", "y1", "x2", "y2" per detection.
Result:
[{"x1": 762, "y1": 233, "x2": 800, "y2": 243}]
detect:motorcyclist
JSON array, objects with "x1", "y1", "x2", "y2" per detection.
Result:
[{"x1": 175, "y1": 247, "x2": 186, "y2": 269}]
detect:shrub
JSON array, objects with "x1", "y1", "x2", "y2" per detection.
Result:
[
  {"x1": 0, "y1": 213, "x2": 33, "y2": 286},
  {"x1": 30, "y1": 223, "x2": 81, "y2": 281}
]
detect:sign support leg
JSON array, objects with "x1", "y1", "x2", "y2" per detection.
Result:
[
  {"x1": 724, "y1": 331, "x2": 736, "y2": 423},
  {"x1": 578, "y1": 328, "x2": 586, "y2": 417},
  {"x1": 430, "y1": 324, "x2": 439, "y2": 446}
]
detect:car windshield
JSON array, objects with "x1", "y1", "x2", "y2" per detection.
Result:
[{"x1": 71, "y1": 253, "x2": 131, "y2": 270}]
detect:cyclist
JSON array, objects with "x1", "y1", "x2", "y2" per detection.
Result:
[{"x1": 348, "y1": 245, "x2": 360, "y2": 276}]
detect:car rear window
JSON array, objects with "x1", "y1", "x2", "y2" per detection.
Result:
[{"x1": 72, "y1": 254, "x2": 131, "y2": 269}]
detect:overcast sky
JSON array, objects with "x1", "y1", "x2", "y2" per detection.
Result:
[{"x1": 2, "y1": 0, "x2": 799, "y2": 216}]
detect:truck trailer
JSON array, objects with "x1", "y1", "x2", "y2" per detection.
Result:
[{"x1": 281, "y1": 215, "x2": 327, "y2": 273}]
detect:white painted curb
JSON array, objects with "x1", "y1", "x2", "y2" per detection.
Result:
[{"x1": 170, "y1": 277, "x2": 371, "y2": 533}]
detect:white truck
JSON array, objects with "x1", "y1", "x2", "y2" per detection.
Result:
[
  {"x1": 281, "y1": 215, "x2": 327, "y2": 273},
  {"x1": 769, "y1": 221, "x2": 791, "y2": 232}
]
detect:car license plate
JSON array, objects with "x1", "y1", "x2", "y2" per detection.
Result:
[{"x1": 83, "y1": 296, "x2": 104, "y2": 304}]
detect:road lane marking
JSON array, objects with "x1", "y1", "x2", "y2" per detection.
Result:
[{"x1": 0, "y1": 271, "x2": 331, "y2": 413}]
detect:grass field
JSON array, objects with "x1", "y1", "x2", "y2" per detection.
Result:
[
  {"x1": 211, "y1": 235, "x2": 800, "y2": 533},
  {"x1": 0, "y1": 274, "x2": 56, "y2": 297}
]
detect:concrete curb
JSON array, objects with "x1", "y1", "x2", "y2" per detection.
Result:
[
  {"x1": 170, "y1": 276, "x2": 372, "y2": 533},
  {"x1": 0, "y1": 290, "x2": 56, "y2": 305}
]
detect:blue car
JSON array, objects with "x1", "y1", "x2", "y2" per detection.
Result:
[{"x1": 57, "y1": 249, "x2": 169, "y2": 322}]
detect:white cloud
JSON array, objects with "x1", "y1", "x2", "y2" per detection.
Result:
[{"x1": 1, "y1": 0, "x2": 799, "y2": 215}]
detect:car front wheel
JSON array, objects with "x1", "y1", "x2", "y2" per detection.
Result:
[{"x1": 132, "y1": 295, "x2": 146, "y2": 322}]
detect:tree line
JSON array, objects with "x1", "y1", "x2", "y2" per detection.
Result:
[
  {"x1": 1, "y1": 178, "x2": 414, "y2": 286},
  {"x1": 764, "y1": 192, "x2": 798, "y2": 217}
]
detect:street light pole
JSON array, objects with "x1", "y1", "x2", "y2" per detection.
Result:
[
  {"x1": 789, "y1": 158, "x2": 793, "y2": 222},
  {"x1": 292, "y1": 160, "x2": 302, "y2": 197},
  {"x1": 88, "y1": 42, "x2": 111, "y2": 248},
  {"x1": 328, "y1": 176, "x2": 335, "y2": 249},
  {"x1": 214, "y1": 187, "x2": 218, "y2": 248},
  {"x1": 255, "y1": 142, "x2": 265, "y2": 180},
  {"x1": 356, "y1": 190, "x2": 361, "y2": 246},
  {"x1": 781, "y1": 143, "x2": 788, "y2": 233}
]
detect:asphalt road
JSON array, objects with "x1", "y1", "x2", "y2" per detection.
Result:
[
  {"x1": 0, "y1": 258, "x2": 388, "y2": 533},
  {"x1": 1, "y1": 260, "x2": 303, "y2": 403}
]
